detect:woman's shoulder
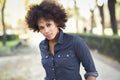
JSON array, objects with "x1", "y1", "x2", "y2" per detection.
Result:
[
  {"x1": 64, "y1": 33, "x2": 83, "y2": 41},
  {"x1": 39, "y1": 39, "x2": 46, "y2": 47}
]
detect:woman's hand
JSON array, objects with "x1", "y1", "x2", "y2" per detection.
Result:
[{"x1": 86, "y1": 76, "x2": 96, "y2": 80}]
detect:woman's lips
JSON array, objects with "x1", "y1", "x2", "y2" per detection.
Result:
[{"x1": 46, "y1": 33, "x2": 52, "y2": 38}]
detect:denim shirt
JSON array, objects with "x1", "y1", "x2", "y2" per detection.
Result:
[{"x1": 39, "y1": 30, "x2": 98, "y2": 80}]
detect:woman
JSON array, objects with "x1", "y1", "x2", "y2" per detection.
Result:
[{"x1": 25, "y1": 1, "x2": 98, "y2": 80}]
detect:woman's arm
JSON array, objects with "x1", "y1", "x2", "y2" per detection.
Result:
[
  {"x1": 87, "y1": 76, "x2": 96, "y2": 80},
  {"x1": 73, "y1": 36, "x2": 98, "y2": 79}
]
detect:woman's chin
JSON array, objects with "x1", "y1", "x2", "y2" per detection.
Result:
[{"x1": 46, "y1": 37, "x2": 54, "y2": 40}]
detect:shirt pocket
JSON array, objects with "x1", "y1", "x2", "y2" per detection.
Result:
[
  {"x1": 42, "y1": 55, "x2": 50, "y2": 66},
  {"x1": 57, "y1": 50, "x2": 76, "y2": 67}
]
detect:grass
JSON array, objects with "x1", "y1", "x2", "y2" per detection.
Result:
[
  {"x1": 0, "y1": 40, "x2": 20, "y2": 56},
  {"x1": 0, "y1": 40, "x2": 20, "y2": 47}
]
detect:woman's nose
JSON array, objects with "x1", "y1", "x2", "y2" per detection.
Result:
[{"x1": 44, "y1": 27, "x2": 49, "y2": 33}]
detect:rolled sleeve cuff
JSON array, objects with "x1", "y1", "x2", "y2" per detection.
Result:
[{"x1": 84, "y1": 72, "x2": 98, "y2": 79}]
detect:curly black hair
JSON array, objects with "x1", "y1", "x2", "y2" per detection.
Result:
[{"x1": 25, "y1": 1, "x2": 68, "y2": 32}]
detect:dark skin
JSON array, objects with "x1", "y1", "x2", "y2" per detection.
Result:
[
  {"x1": 37, "y1": 19, "x2": 59, "y2": 56},
  {"x1": 48, "y1": 30, "x2": 59, "y2": 56}
]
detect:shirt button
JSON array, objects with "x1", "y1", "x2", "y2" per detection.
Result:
[
  {"x1": 52, "y1": 68, "x2": 54, "y2": 71},
  {"x1": 58, "y1": 55, "x2": 60, "y2": 58},
  {"x1": 66, "y1": 54, "x2": 70, "y2": 57},
  {"x1": 45, "y1": 56, "x2": 48, "y2": 58}
]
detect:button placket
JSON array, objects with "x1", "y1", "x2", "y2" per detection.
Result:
[
  {"x1": 52, "y1": 57, "x2": 54, "y2": 66},
  {"x1": 51, "y1": 56, "x2": 56, "y2": 80}
]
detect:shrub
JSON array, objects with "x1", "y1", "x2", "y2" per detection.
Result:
[
  {"x1": 0, "y1": 34, "x2": 19, "y2": 41},
  {"x1": 72, "y1": 33, "x2": 120, "y2": 63}
]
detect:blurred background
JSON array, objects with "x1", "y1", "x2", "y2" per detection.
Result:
[{"x1": 0, "y1": 0, "x2": 120, "y2": 80}]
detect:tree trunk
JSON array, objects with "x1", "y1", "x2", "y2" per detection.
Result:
[
  {"x1": 90, "y1": 10, "x2": 94, "y2": 33},
  {"x1": 108, "y1": 0, "x2": 118, "y2": 35},
  {"x1": 98, "y1": 5, "x2": 105, "y2": 34},
  {"x1": 74, "y1": 0, "x2": 79, "y2": 33},
  {"x1": 1, "y1": 0, "x2": 6, "y2": 46}
]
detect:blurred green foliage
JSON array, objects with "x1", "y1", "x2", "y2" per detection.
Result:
[
  {"x1": 0, "y1": 40, "x2": 20, "y2": 47},
  {"x1": 72, "y1": 33, "x2": 120, "y2": 62},
  {"x1": 0, "y1": 34, "x2": 19, "y2": 41},
  {"x1": 0, "y1": 39, "x2": 20, "y2": 56}
]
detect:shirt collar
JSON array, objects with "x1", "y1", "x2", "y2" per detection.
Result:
[
  {"x1": 57, "y1": 29, "x2": 63, "y2": 44},
  {"x1": 44, "y1": 29, "x2": 63, "y2": 45}
]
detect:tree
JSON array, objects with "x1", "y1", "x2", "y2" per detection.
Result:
[
  {"x1": 108, "y1": 0, "x2": 118, "y2": 35},
  {"x1": 0, "y1": 0, "x2": 7, "y2": 46},
  {"x1": 97, "y1": 0, "x2": 105, "y2": 34},
  {"x1": 98, "y1": 5, "x2": 105, "y2": 34},
  {"x1": 73, "y1": 0, "x2": 79, "y2": 33},
  {"x1": 89, "y1": 0, "x2": 96, "y2": 33}
]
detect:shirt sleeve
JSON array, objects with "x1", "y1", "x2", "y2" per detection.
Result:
[{"x1": 73, "y1": 36, "x2": 98, "y2": 79}]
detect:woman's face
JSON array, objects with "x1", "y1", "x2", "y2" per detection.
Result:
[{"x1": 37, "y1": 19, "x2": 59, "y2": 41}]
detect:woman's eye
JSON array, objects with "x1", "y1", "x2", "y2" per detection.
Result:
[
  {"x1": 47, "y1": 23, "x2": 51, "y2": 27},
  {"x1": 39, "y1": 26, "x2": 44, "y2": 30}
]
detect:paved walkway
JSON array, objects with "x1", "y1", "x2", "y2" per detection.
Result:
[
  {"x1": 0, "y1": 33, "x2": 120, "y2": 80},
  {"x1": 90, "y1": 50, "x2": 120, "y2": 80}
]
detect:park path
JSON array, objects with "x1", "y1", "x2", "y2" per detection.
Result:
[{"x1": 0, "y1": 33, "x2": 120, "y2": 80}]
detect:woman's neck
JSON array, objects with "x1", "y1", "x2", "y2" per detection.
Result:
[{"x1": 49, "y1": 30, "x2": 59, "y2": 44}]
